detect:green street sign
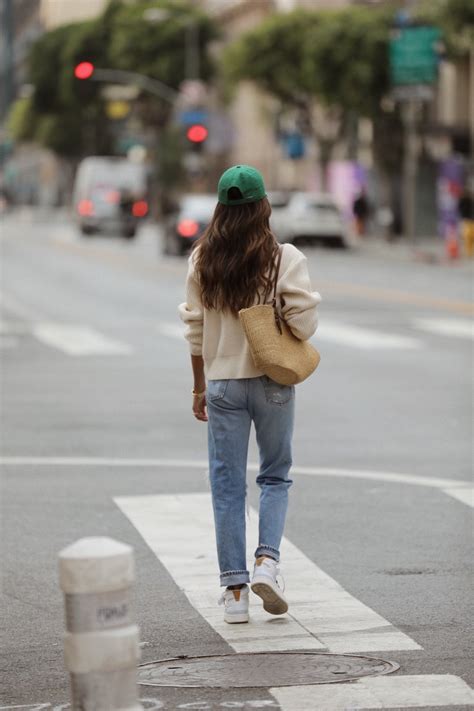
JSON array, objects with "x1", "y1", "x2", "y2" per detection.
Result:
[{"x1": 390, "y1": 25, "x2": 442, "y2": 87}]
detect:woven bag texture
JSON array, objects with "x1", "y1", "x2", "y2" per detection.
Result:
[{"x1": 239, "y1": 304, "x2": 320, "y2": 385}]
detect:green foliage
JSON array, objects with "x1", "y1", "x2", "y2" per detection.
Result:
[
  {"x1": 27, "y1": 17, "x2": 114, "y2": 156},
  {"x1": 225, "y1": 10, "x2": 317, "y2": 105},
  {"x1": 303, "y1": 8, "x2": 392, "y2": 117},
  {"x1": 224, "y1": 7, "x2": 392, "y2": 119},
  {"x1": 418, "y1": 0, "x2": 474, "y2": 55},
  {"x1": 224, "y1": 2, "x2": 472, "y2": 179},
  {"x1": 23, "y1": 0, "x2": 218, "y2": 158},
  {"x1": 108, "y1": 1, "x2": 218, "y2": 90},
  {"x1": 7, "y1": 97, "x2": 36, "y2": 141}
]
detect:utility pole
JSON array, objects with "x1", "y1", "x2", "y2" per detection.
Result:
[
  {"x1": 401, "y1": 99, "x2": 418, "y2": 244},
  {"x1": 389, "y1": 19, "x2": 441, "y2": 242}
]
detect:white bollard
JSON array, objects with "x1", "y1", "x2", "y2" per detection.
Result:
[{"x1": 59, "y1": 537, "x2": 143, "y2": 710}]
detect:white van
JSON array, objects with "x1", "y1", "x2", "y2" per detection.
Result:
[{"x1": 72, "y1": 157, "x2": 149, "y2": 238}]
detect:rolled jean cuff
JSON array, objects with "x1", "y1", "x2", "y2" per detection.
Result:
[
  {"x1": 255, "y1": 544, "x2": 280, "y2": 562},
  {"x1": 220, "y1": 569, "x2": 250, "y2": 587}
]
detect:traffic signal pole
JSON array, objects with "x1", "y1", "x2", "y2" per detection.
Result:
[{"x1": 87, "y1": 67, "x2": 179, "y2": 105}]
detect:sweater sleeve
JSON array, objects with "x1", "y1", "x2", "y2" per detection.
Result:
[
  {"x1": 178, "y1": 255, "x2": 204, "y2": 356},
  {"x1": 279, "y1": 248, "x2": 321, "y2": 341}
]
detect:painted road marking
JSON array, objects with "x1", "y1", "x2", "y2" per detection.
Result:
[
  {"x1": 443, "y1": 486, "x2": 474, "y2": 507},
  {"x1": 271, "y1": 673, "x2": 474, "y2": 710},
  {"x1": 414, "y1": 317, "x2": 474, "y2": 340},
  {"x1": 32, "y1": 322, "x2": 132, "y2": 356},
  {"x1": 315, "y1": 320, "x2": 422, "y2": 350},
  {"x1": 159, "y1": 320, "x2": 423, "y2": 350},
  {"x1": 114, "y1": 493, "x2": 421, "y2": 653},
  {"x1": 157, "y1": 322, "x2": 185, "y2": 339},
  {"x1": 0, "y1": 704, "x2": 254, "y2": 711},
  {"x1": 317, "y1": 280, "x2": 474, "y2": 316},
  {"x1": 2, "y1": 457, "x2": 471, "y2": 508}
]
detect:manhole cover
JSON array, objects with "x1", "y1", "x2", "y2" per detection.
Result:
[{"x1": 138, "y1": 652, "x2": 399, "y2": 688}]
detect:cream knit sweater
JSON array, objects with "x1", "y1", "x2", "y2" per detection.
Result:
[{"x1": 178, "y1": 243, "x2": 321, "y2": 380}]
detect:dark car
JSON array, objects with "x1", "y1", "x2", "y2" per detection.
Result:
[{"x1": 163, "y1": 194, "x2": 216, "y2": 255}]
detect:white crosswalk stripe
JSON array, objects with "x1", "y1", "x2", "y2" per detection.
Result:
[
  {"x1": 271, "y1": 674, "x2": 474, "y2": 710},
  {"x1": 115, "y1": 492, "x2": 474, "y2": 709},
  {"x1": 158, "y1": 320, "x2": 424, "y2": 350},
  {"x1": 414, "y1": 317, "x2": 474, "y2": 340},
  {"x1": 115, "y1": 492, "x2": 420, "y2": 654},
  {"x1": 33, "y1": 322, "x2": 132, "y2": 355},
  {"x1": 157, "y1": 322, "x2": 185, "y2": 339},
  {"x1": 159, "y1": 315, "x2": 474, "y2": 352},
  {"x1": 315, "y1": 320, "x2": 422, "y2": 350}
]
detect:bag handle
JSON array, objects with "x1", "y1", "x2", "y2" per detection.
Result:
[
  {"x1": 271, "y1": 246, "x2": 283, "y2": 334},
  {"x1": 272, "y1": 246, "x2": 283, "y2": 304},
  {"x1": 261, "y1": 244, "x2": 282, "y2": 305}
]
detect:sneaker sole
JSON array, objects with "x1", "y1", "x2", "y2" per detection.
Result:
[
  {"x1": 251, "y1": 581, "x2": 288, "y2": 615},
  {"x1": 224, "y1": 613, "x2": 249, "y2": 624}
]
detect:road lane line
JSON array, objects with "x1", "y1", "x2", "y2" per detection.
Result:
[
  {"x1": 0, "y1": 457, "x2": 467, "y2": 490},
  {"x1": 114, "y1": 493, "x2": 421, "y2": 653},
  {"x1": 413, "y1": 317, "x2": 474, "y2": 340},
  {"x1": 32, "y1": 322, "x2": 132, "y2": 355},
  {"x1": 442, "y1": 486, "x2": 474, "y2": 508},
  {"x1": 271, "y1": 674, "x2": 474, "y2": 710},
  {"x1": 317, "y1": 281, "x2": 474, "y2": 316},
  {"x1": 315, "y1": 320, "x2": 422, "y2": 350},
  {"x1": 3, "y1": 457, "x2": 471, "y2": 508}
]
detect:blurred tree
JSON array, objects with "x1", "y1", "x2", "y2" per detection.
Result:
[
  {"x1": 7, "y1": 96, "x2": 37, "y2": 141},
  {"x1": 419, "y1": 0, "x2": 474, "y2": 55},
  {"x1": 8, "y1": 0, "x2": 218, "y2": 165},
  {"x1": 224, "y1": 7, "x2": 392, "y2": 186},
  {"x1": 8, "y1": 14, "x2": 116, "y2": 157}
]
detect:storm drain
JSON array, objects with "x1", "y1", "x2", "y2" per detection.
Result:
[{"x1": 138, "y1": 652, "x2": 399, "y2": 688}]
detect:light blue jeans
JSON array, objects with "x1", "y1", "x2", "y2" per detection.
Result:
[{"x1": 207, "y1": 376, "x2": 295, "y2": 587}]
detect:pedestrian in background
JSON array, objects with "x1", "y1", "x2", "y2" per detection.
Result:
[
  {"x1": 353, "y1": 187, "x2": 371, "y2": 236},
  {"x1": 179, "y1": 165, "x2": 321, "y2": 624},
  {"x1": 458, "y1": 186, "x2": 474, "y2": 257}
]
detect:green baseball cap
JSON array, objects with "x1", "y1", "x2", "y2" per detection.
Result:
[{"x1": 218, "y1": 164, "x2": 266, "y2": 206}]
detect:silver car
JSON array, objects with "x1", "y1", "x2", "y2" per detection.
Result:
[{"x1": 270, "y1": 192, "x2": 348, "y2": 248}]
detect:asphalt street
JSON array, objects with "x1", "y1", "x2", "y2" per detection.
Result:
[{"x1": 0, "y1": 209, "x2": 473, "y2": 711}]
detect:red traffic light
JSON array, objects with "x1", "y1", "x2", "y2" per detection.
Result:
[
  {"x1": 74, "y1": 61, "x2": 94, "y2": 80},
  {"x1": 186, "y1": 124, "x2": 208, "y2": 143}
]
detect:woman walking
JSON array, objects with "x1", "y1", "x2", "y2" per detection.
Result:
[{"x1": 179, "y1": 165, "x2": 320, "y2": 624}]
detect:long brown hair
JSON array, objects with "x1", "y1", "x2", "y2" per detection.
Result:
[{"x1": 194, "y1": 196, "x2": 279, "y2": 316}]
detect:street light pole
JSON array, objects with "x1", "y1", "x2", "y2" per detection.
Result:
[
  {"x1": 89, "y1": 68, "x2": 179, "y2": 105},
  {"x1": 185, "y1": 21, "x2": 200, "y2": 81},
  {"x1": 143, "y1": 8, "x2": 199, "y2": 82}
]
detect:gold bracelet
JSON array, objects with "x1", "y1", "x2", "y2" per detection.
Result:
[{"x1": 192, "y1": 388, "x2": 206, "y2": 397}]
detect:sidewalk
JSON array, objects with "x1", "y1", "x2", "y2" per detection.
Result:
[{"x1": 352, "y1": 234, "x2": 474, "y2": 270}]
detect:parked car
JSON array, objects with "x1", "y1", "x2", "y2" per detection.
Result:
[
  {"x1": 270, "y1": 191, "x2": 348, "y2": 248},
  {"x1": 72, "y1": 157, "x2": 149, "y2": 238},
  {"x1": 163, "y1": 194, "x2": 216, "y2": 255}
]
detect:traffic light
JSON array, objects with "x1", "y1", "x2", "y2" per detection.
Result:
[
  {"x1": 186, "y1": 124, "x2": 208, "y2": 145},
  {"x1": 74, "y1": 61, "x2": 94, "y2": 80}
]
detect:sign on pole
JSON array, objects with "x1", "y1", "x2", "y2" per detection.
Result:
[{"x1": 390, "y1": 25, "x2": 442, "y2": 87}]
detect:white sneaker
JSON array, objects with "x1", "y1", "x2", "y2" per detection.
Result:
[
  {"x1": 218, "y1": 584, "x2": 249, "y2": 624},
  {"x1": 251, "y1": 556, "x2": 288, "y2": 615}
]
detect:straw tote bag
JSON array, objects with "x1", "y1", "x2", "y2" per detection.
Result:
[{"x1": 239, "y1": 247, "x2": 320, "y2": 386}]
